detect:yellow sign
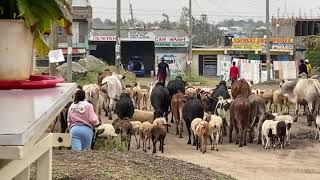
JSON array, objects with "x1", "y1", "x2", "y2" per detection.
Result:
[{"x1": 231, "y1": 38, "x2": 293, "y2": 50}]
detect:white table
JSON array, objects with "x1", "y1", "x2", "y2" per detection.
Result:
[{"x1": 0, "y1": 83, "x2": 77, "y2": 180}]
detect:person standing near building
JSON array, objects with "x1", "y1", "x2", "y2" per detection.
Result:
[
  {"x1": 298, "y1": 59, "x2": 308, "y2": 77},
  {"x1": 229, "y1": 61, "x2": 239, "y2": 84},
  {"x1": 305, "y1": 59, "x2": 312, "y2": 78},
  {"x1": 157, "y1": 57, "x2": 170, "y2": 84}
]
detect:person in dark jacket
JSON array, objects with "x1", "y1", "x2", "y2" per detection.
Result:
[{"x1": 298, "y1": 59, "x2": 308, "y2": 77}]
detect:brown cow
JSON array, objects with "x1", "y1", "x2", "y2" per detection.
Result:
[
  {"x1": 171, "y1": 91, "x2": 186, "y2": 138},
  {"x1": 229, "y1": 97, "x2": 250, "y2": 147},
  {"x1": 98, "y1": 69, "x2": 112, "y2": 84},
  {"x1": 231, "y1": 79, "x2": 251, "y2": 99}
]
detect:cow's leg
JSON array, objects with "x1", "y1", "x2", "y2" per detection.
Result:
[
  {"x1": 294, "y1": 103, "x2": 299, "y2": 122},
  {"x1": 238, "y1": 126, "x2": 243, "y2": 147},
  {"x1": 257, "y1": 119, "x2": 263, "y2": 144},
  {"x1": 243, "y1": 128, "x2": 247, "y2": 146},
  {"x1": 193, "y1": 133, "x2": 197, "y2": 146},
  {"x1": 210, "y1": 135, "x2": 214, "y2": 150},
  {"x1": 216, "y1": 132, "x2": 220, "y2": 151},
  {"x1": 187, "y1": 124, "x2": 192, "y2": 144},
  {"x1": 229, "y1": 123, "x2": 233, "y2": 143},
  {"x1": 222, "y1": 118, "x2": 227, "y2": 136},
  {"x1": 175, "y1": 118, "x2": 179, "y2": 135},
  {"x1": 307, "y1": 103, "x2": 314, "y2": 126},
  {"x1": 235, "y1": 125, "x2": 239, "y2": 145}
]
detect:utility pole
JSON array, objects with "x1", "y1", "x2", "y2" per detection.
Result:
[
  {"x1": 67, "y1": 0, "x2": 73, "y2": 82},
  {"x1": 49, "y1": 23, "x2": 58, "y2": 76},
  {"x1": 188, "y1": 0, "x2": 192, "y2": 76},
  {"x1": 266, "y1": 0, "x2": 271, "y2": 81},
  {"x1": 115, "y1": 0, "x2": 121, "y2": 74}
]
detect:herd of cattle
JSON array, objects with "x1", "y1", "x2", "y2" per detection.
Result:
[{"x1": 55, "y1": 70, "x2": 320, "y2": 154}]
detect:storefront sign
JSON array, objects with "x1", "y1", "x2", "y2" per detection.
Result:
[
  {"x1": 155, "y1": 42, "x2": 188, "y2": 47},
  {"x1": 89, "y1": 35, "x2": 117, "y2": 41},
  {"x1": 155, "y1": 37, "x2": 188, "y2": 42},
  {"x1": 271, "y1": 43, "x2": 294, "y2": 50},
  {"x1": 128, "y1": 31, "x2": 155, "y2": 40},
  {"x1": 232, "y1": 38, "x2": 293, "y2": 50}
]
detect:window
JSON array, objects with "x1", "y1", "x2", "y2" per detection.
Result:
[{"x1": 58, "y1": 27, "x2": 63, "y2": 36}]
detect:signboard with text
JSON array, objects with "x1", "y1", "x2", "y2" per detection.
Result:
[
  {"x1": 231, "y1": 38, "x2": 293, "y2": 50},
  {"x1": 89, "y1": 35, "x2": 117, "y2": 41}
]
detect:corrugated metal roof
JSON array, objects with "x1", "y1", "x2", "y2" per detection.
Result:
[{"x1": 90, "y1": 29, "x2": 187, "y2": 38}]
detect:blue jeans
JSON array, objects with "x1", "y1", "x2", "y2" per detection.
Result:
[{"x1": 70, "y1": 125, "x2": 93, "y2": 151}]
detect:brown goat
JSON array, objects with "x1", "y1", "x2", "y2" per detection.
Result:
[
  {"x1": 195, "y1": 121, "x2": 210, "y2": 154},
  {"x1": 229, "y1": 97, "x2": 250, "y2": 147},
  {"x1": 151, "y1": 124, "x2": 168, "y2": 154},
  {"x1": 113, "y1": 118, "x2": 134, "y2": 151},
  {"x1": 171, "y1": 91, "x2": 186, "y2": 138},
  {"x1": 231, "y1": 79, "x2": 251, "y2": 99},
  {"x1": 273, "y1": 89, "x2": 290, "y2": 114},
  {"x1": 262, "y1": 90, "x2": 274, "y2": 112}
]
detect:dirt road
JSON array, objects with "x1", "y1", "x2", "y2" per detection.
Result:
[{"x1": 100, "y1": 80, "x2": 320, "y2": 180}]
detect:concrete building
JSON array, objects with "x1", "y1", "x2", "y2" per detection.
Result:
[
  {"x1": 271, "y1": 17, "x2": 320, "y2": 59},
  {"x1": 89, "y1": 29, "x2": 188, "y2": 76},
  {"x1": 57, "y1": 0, "x2": 92, "y2": 59}
]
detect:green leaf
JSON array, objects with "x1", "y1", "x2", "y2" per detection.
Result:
[
  {"x1": 16, "y1": 0, "x2": 72, "y2": 55},
  {"x1": 33, "y1": 29, "x2": 50, "y2": 57}
]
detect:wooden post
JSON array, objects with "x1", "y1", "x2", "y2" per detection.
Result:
[
  {"x1": 36, "y1": 149, "x2": 52, "y2": 180},
  {"x1": 14, "y1": 166, "x2": 30, "y2": 180}
]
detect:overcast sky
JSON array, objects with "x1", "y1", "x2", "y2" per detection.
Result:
[{"x1": 91, "y1": 0, "x2": 320, "y2": 22}]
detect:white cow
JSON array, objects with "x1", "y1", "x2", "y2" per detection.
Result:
[
  {"x1": 280, "y1": 79, "x2": 320, "y2": 126},
  {"x1": 100, "y1": 75, "x2": 123, "y2": 120},
  {"x1": 83, "y1": 84, "x2": 100, "y2": 114}
]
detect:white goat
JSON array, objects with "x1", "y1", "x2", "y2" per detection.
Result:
[{"x1": 208, "y1": 115, "x2": 223, "y2": 151}]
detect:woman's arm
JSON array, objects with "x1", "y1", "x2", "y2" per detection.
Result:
[{"x1": 88, "y1": 104, "x2": 100, "y2": 126}]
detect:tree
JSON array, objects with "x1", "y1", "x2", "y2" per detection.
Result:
[{"x1": 303, "y1": 35, "x2": 320, "y2": 67}]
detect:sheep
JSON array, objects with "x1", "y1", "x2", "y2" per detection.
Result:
[
  {"x1": 130, "y1": 121, "x2": 142, "y2": 149},
  {"x1": 141, "y1": 88, "x2": 149, "y2": 110},
  {"x1": 151, "y1": 123, "x2": 169, "y2": 154},
  {"x1": 315, "y1": 115, "x2": 320, "y2": 141},
  {"x1": 261, "y1": 120, "x2": 276, "y2": 149},
  {"x1": 191, "y1": 118, "x2": 203, "y2": 146},
  {"x1": 208, "y1": 115, "x2": 223, "y2": 151},
  {"x1": 132, "y1": 83, "x2": 143, "y2": 109},
  {"x1": 195, "y1": 120, "x2": 210, "y2": 153},
  {"x1": 132, "y1": 109, "x2": 154, "y2": 123},
  {"x1": 185, "y1": 86, "x2": 197, "y2": 98},
  {"x1": 95, "y1": 124, "x2": 118, "y2": 138},
  {"x1": 139, "y1": 122, "x2": 153, "y2": 152},
  {"x1": 274, "y1": 115, "x2": 293, "y2": 145},
  {"x1": 153, "y1": 117, "x2": 167, "y2": 126}
]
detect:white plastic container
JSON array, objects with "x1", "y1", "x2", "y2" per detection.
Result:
[{"x1": 0, "y1": 20, "x2": 33, "y2": 80}]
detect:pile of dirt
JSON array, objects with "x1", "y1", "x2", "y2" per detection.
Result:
[
  {"x1": 56, "y1": 62, "x2": 88, "y2": 80},
  {"x1": 51, "y1": 150, "x2": 234, "y2": 180},
  {"x1": 78, "y1": 55, "x2": 106, "y2": 72}
]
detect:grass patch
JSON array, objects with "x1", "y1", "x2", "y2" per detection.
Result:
[
  {"x1": 94, "y1": 136, "x2": 127, "y2": 152},
  {"x1": 185, "y1": 73, "x2": 217, "y2": 86},
  {"x1": 75, "y1": 65, "x2": 136, "y2": 86}
]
